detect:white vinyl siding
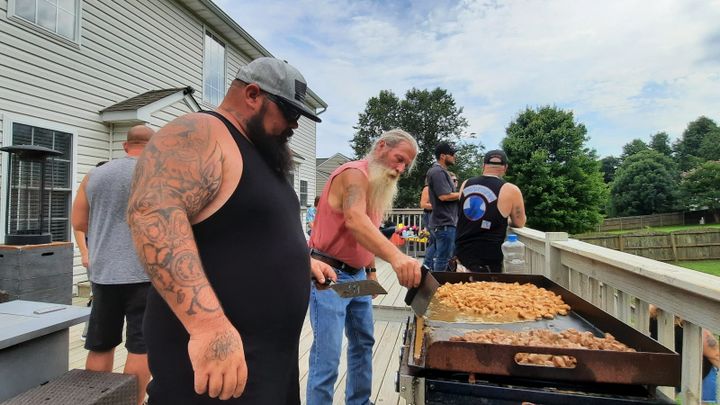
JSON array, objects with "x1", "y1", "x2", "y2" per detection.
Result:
[
  {"x1": 203, "y1": 31, "x2": 225, "y2": 106},
  {"x1": 8, "y1": 0, "x2": 81, "y2": 43},
  {"x1": 289, "y1": 118, "x2": 317, "y2": 217},
  {"x1": 0, "y1": 0, "x2": 322, "y2": 285}
]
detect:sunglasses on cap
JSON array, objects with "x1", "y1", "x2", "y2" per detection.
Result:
[{"x1": 264, "y1": 92, "x2": 302, "y2": 122}]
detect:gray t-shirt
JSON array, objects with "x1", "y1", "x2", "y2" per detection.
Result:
[
  {"x1": 85, "y1": 157, "x2": 148, "y2": 284},
  {"x1": 426, "y1": 162, "x2": 458, "y2": 227}
]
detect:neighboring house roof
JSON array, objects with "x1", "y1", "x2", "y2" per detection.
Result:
[
  {"x1": 100, "y1": 87, "x2": 200, "y2": 123},
  {"x1": 176, "y1": 0, "x2": 327, "y2": 112},
  {"x1": 316, "y1": 152, "x2": 352, "y2": 174}
]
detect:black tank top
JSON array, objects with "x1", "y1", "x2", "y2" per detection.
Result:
[
  {"x1": 143, "y1": 111, "x2": 310, "y2": 404},
  {"x1": 455, "y1": 176, "x2": 508, "y2": 264}
]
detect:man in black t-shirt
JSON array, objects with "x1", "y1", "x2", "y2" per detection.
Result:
[{"x1": 425, "y1": 142, "x2": 460, "y2": 271}]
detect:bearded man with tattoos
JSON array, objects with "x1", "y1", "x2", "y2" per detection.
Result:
[
  {"x1": 127, "y1": 57, "x2": 335, "y2": 404},
  {"x1": 306, "y1": 129, "x2": 422, "y2": 405}
]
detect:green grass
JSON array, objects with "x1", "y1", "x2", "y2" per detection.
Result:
[
  {"x1": 673, "y1": 260, "x2": 720, "y2": 276},
  {"x1": 600, "y1": 224, "x2": 720, "y2": 235}
]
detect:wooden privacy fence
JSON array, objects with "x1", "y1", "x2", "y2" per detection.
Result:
[
  {"x1": 599, "y1": 209, "x2": 720, "y2": 232},
  {"x1": 577, "y1": 229, "x2": 720, "y2": 262},
  {"x1": 599, "y1": 212, "x2": 684, "y2": 232}
]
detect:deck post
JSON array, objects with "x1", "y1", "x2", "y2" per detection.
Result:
[
  {"x1": 544, "y1": 232, "x2": 568, "y2": 288},
  {"x1": 680, "y1": 322, "x2": 703, "y2": 404}
]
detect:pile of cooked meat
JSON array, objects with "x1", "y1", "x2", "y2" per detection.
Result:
[
  {"x1": 450, "y1": 328, "x2": 635, "y2": 368},
  {"x1": 434, "y1": 281, "x2": 571, "y2": 322}
]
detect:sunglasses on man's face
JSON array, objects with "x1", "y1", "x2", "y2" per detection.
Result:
[{"x1": 264, "y1": 93, "x2": 302, "y2": 122}]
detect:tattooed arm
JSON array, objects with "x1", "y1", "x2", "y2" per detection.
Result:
[
  {"x1": 333, "y1": 169, "x2": 420, "y2": 287},
  {"x1": 507, "y1": 184, "x2": 527, "y2": 228},
  {"x1": 127, "y1": 114, "x2": 246, "y2": 400}
]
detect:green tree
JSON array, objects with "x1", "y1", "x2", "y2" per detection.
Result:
[
  {"x1": 351, "y1": 88, "x2": 470, "y2": 207},
  {"x1": 351, "y1": 90, "x2": 400, "y2": 157},
  {"x1": 620, "y1": 139, "x2": 649, "y2": 160},
  {"x1": 599, "y1": 156, "x2": 620, "y2": 183},
  {"x1": 609, "y1": 150, "x2": 680, "y2": 216},
  {"x1": 674, "y1": 116, "x2": 719, "y2": 171},
  {"x1": 649, "y1": 132, "x2": 673, "y2": 157},
  {"x1": 502, "y1": 106, "x2": 607, "y2": 234},
  {"x1": 681, "y1": 161, "x2": 720, "y2": 222},
  {"x1": 452, "y1": 142, "x2": 485, "y2": 184},
  {"x1": 698, "y1": 130, "x2": 720, "y2": 162}
]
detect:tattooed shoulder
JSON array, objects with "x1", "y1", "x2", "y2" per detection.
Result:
[{"x1": 132, "y1": 114, "x2": 224, "y2": 217}]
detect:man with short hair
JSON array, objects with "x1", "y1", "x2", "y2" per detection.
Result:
[
  {"x1": 307, "y1": 129, "x2": 421, "y2": 405},
  {"x1": 424, "y1": 142, "x2": 460, "y2": 271},
  {"x1": 455, "y1": 149, "x2": 526, "y2": 273},
  {"x1": 71, "y1": 125, "x2": 155, "y2": 405},
  {"x1": 127, "y1": 57, "x2": 335, "y2": 404}
]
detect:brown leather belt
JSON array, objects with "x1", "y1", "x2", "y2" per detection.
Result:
[{"x1": 310, "y1": 249, "x2": 363, "y2": 275}]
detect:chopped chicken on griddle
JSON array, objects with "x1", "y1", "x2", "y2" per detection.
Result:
[
  {"x1": 435, "y1": 281, "x2": 571, "y2": 322},
  {"x1": 450, "y1": 328, "x2": 635, "y2": 368}
]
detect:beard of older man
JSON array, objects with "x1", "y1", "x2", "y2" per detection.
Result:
[
  {"x1": 367, "y1": 154, "x2": 400, "y2": 218},
  {"x1": 245, "y1": 101, "x2": 294, "y2": 177}
]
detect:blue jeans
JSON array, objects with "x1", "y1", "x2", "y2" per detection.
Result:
[
  {"x1": 703, "y1": 366, "x2": 718, "y2": 402},
  {"x1": 432, "y1": 226, "x2": 456, "y2": 272},
  {"x1": 307, "y1": 269, "x2": 375, "y2": 405}
]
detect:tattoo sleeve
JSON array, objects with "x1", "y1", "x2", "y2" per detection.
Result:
[
  {"x1": 127, "y1": 116, "x2": 224, "y2": 322},
  {"x1": 343, "y1": 183, "x2": 365, "y2": 211}
]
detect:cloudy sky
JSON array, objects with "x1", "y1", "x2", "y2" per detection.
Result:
[{"x1": 215, "y1": 0, "x2": 720, "y2": 159}]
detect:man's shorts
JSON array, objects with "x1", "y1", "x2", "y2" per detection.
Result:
[{"x1": 84, "y1": 282, "x2": 151, "y2": 354}]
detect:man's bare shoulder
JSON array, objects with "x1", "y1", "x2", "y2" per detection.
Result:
[
  {"x1": 131, "y1": 113, "x2": 224, "y2": 216},
  {"x1": 335, "y1": 167, "x2": 368, "y2": 183},
  {"x1": 502, "y1": 182, "x2": 523, "y2": 196},
  {"x1": 150, "y1": 113, "x2": 220, "y2": 151}
]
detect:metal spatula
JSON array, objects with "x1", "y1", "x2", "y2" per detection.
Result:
[
  {"x1": 314, "y1": 278, "x2": 387, "y2": 298},
  {"x1": 404, "y1": 266, "x2": 440, "y2": 316}
]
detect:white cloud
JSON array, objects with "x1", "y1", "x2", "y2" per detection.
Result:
[{"x1": 215, "y1": 0, "x2": 720, "y2": 158}]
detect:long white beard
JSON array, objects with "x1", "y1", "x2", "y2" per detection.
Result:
[{"x1": 367, "y1": 159, "x2": 399, "y2": 218}]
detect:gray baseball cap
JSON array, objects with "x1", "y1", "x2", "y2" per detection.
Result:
[{"x1": 235, "y1": 57, "x2": 321, "y2": 123}]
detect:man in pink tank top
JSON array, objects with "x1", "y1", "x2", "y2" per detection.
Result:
[{"x1": 307, "y1": 129, "x2": 421, "y2": 405}]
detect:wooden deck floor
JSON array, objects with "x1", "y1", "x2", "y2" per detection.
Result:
[{"x1": 69, "y1": 260, "x2": 412, "y2": 404}]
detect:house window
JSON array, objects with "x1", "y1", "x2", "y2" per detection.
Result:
[
  {"x1": 10, "y1": 0, "x2": 81, "y2": 42},
  {"x1": 203, "y1": 31, "x2": 225, "y2": 106},
  {"x1": 300, "y1": 180, "x2": 308, "y2": 207},
  {"x1": 6, "y1": 123, "x2": 73, "y2": 242}
]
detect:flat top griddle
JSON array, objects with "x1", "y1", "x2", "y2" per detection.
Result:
[{"x1": 404, "y1": 272, "x2": 680, "y2": 387}]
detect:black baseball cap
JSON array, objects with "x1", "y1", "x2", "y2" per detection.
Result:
[
  {"x1": 434, "y1": 142, "x2": 457, "y2": 159},
  {"x1": 484, "y1": 149, "x2": 508, "y2": 165}
]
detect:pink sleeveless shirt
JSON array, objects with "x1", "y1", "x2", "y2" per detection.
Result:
[{"x1": 309, "y1": 160, "x2": 382, "y2": 268}]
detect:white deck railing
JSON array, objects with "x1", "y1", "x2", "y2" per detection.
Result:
[
  {"x1": 515, "y1": 227, "x2": 719, "y2": 404},
  {"x1": 386, "y1": 208, "x2": 720, "y2": 404}
]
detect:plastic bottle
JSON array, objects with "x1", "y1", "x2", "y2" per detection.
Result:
[{"x1": 501, "y1": 234, "x2": 526, "y2": 274}]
